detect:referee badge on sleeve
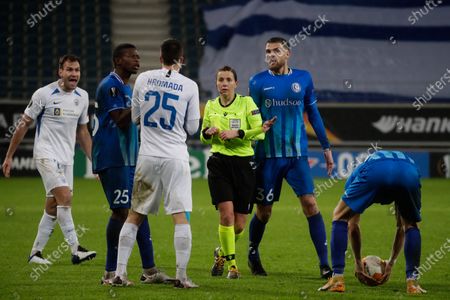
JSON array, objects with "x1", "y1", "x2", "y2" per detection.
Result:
[{"x1": 229, "y1": 119, "x2": 241, "y2": 130}]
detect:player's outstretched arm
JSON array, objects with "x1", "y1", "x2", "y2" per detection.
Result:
[
  {"x1": 2, "y1": 114, "x2": 33, "y2": 177},
  {"x1": 380, "y1": 209, "x2": 405, "y2": 284},
  {"x1": 349, "y1": 215, "x2": 362, "y2": 263},
  {"x1": 76, "y1": 124, "x2": 93, "y2": 161}
]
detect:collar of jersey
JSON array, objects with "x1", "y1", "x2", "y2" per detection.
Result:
[
  {"x1": 161, "y1": 67, "x2": 179, "y2": 73},
  {"x1": 54, "y1": 80, "x2": 81, "y2": 96},
  {"x1": 110, "y1": 72, "x2": 124, "y2": 84},
  {"x1": 217, "y1": 93, "x2": 237, "y2": 108},
  {"x1": 268, "y1": 68, "x2": 292, "y2": 76}
]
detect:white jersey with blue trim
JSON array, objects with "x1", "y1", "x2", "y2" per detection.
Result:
[
  {"x1": 24, "y1": 81, "x2": 89, "y2": 165},
  {"x1": 132, "y1": 68, "x2": 200, "y2": 161}
]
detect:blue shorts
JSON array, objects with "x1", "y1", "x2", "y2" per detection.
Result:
[
  {"x1": 254, "y1": 157, "x2": 314, "y2": 206},
  {"x1": 342, "y1": 160, "x2": 422, "y2": 222},
  {"x1": 98, "y1": 166, "x2": 135, "y2": 209}
]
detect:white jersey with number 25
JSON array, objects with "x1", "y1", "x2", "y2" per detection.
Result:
[{"x1": 132, "y1": 68, "x2": 200, "y2": 162}]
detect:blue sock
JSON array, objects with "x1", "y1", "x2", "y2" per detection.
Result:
[
  {"x1": 404, "y1": 227, "x2": 421, "y2": 279},
  {"x1": 331, "y1": 220, "x2": 348, "y2": 275},
  {"x1": 307, "y1": 212, "x2": 329, "y2": 266},
  {"x1": 106, "y1": 217, "x2": 124, "y2": 272},
  {"x1": 248, "y1": 214, "x2": 266, "y2": 260},
  {"x1": 136, "y1": 216, "x2": 155, "y2": 269}
]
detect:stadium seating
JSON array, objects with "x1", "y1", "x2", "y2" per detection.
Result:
[
  {"x1": 0, "y1": 0, "x2": 112, "y2": 99},
  {"x1": 169, "y1": 0, "x2": 225, "y2": 81}
]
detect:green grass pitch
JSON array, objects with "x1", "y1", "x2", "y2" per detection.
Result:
[{"x1": 1, "y1": 178, "x2": 449, "y2": 299}]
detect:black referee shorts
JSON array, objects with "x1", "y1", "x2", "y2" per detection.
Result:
[{"x1": 207, "y1": 153, "x2": 255, "y2": 214}]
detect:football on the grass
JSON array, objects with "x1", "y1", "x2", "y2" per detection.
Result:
[{"x1": 362, "y1": 255, "x2": 386, "y2": 281}]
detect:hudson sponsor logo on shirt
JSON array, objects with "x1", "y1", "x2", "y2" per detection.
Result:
[
  {"x1": 372, "y1": 115, "x2": 450, "y2": 134},
  {"x1": 264, "y1": 98, "x2": 301, "y2": 108}
]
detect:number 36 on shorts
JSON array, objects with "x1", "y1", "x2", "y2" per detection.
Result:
[{"x1": 255, "y1": 188, "x2": 274, "y2": 202}]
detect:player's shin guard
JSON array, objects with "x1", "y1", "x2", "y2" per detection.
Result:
[
  {"x1": 174, "y1": 224, "x2": 192, "y2": 281},
  {"x1": 106, "y1": 217, "x2": 123, "y2": 272},
  {"x1": 331, "y1": 221, "x2": 348, "y2": 275},
  {"x1": 31, "y1": 211, "x2": 56, "y2": 255},
  {"x1": 56, "y1": 206, "x2": 79, "y2": 254},
  {"x1": 307, "y1": 212, "x2": 329, "y2": 266},
  {"x1": 136, "y1": 216, "x2": 155, "y2": 269},
  {"x1": 404, "y1": 227, "x2": 421, "y2": 279},
  {"x1": 116, "y1": 222, "x2": 138, "y2": 277},
  {"x1": 219, "y1": 224, "x2": 236, "y2": 269}
]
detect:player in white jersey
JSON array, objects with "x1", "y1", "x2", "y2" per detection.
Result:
[
  {"x1": 113, "y1": 39, "x2": 200, "y2": 288},
  {"x1": 2, "y1": 55, "x2": 96, "y2": 265}
]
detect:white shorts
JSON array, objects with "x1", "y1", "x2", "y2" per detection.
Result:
[
  {"x1": 35, "y1": 159, "x2": 73, "y2": 197},
  {"x1": 131, "y1": 156, "x2": 192, "y2": 215}
]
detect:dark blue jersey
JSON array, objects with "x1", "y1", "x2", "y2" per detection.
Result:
[
  {"x1": 92, "y1": 72, "x2": 138, "y2": 172},
  {"x1": 249, "y1": 69, "x2": 329, "y2": 158}
]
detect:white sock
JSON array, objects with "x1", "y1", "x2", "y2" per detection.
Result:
[
  {"x1": 174, "y1": 224, "x2": 192, "y2": 281},
  {"x1": 56, "y1": 206, "x2": 79, "y2": 254},
  {"x1": 116, "y1": 222, "x2": 138, "y2": 278},
  {"x1": 30, "y1": 211, "x2": 57, "y2": 256}
]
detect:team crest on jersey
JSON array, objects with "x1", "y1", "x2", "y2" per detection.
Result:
[
  {"x1": 73, "y1": 98, "x2": 79, "y2": 106},
  {"x1": 54, "y1": 108, "x2": 61, "y2": 116},
  {"x1": 229, "y1": 119, "x2": 241, "y2": 130},
  {"x1": 265, "y1": 99, "x2": 272, "y2": 108},
  {"x1": 110, "y1": 87, "x2": 117, "y2": 97},
  {"x1": 223, "y1": 112, "x2": 228, "y2": 116},
  {"x1": 291, "y1": 82, "x2": 301, "y2": 93}
]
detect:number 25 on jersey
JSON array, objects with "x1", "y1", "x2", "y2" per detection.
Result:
[{"x1": 143, "y1": 90, "x2": 178, "y2": 130}]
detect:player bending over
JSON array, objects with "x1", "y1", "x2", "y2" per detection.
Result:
[{"x1": 319, "y1": 150, "x2": 426, "y2": 295}]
